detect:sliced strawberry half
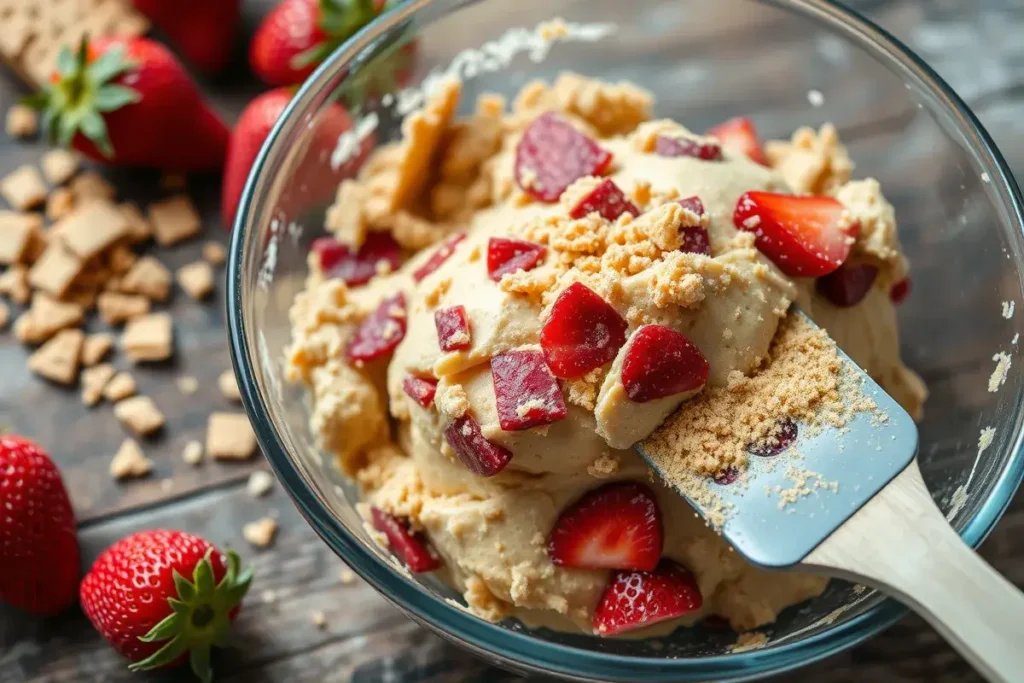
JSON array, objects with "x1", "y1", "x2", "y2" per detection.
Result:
[
  {"x1": 734, "y1": 191, "x2": 853, "y2": 277},
  {"x1": 413, "y1": 233, "x2": 466, "y2": 282},
  {"x1": 540, "y1": 282, "x2": 628, "y2": 378},
  {"x1": 706, "y1": 116, "x2": 767, "y2": 165},
  {"x1": 346, "y1": 293, "x2": 407, "y2": 363},
  {"x1": 890, "y1": 276, "x2": 911, "y2": 305},
  {"x1": 370, "y1": 507, "x2": 442, "y2": 573},
  {"x1": 487, "y1": 237, "x2": 546, "y2": 282},
  {"x1": 490, "y1": 349, "x2": 567, "y2": 431},
  {"x1": 654, "y1": 135, "x2": 723, "y2": 161},
  {"x1": 311, "y1": 233, "x2": 401, "y2": 286},
  {"x1": 547, "y1": 482, "x2": 663, "y2": 571},
  {"x1": 515, "y1": 112, "x2": 613, "y2": 202},
  {"x1": 677, "y1": 196, "x2": 711, "y2": 256},
  {"x1": 443, "y1": 415, "x2": 513, "y2": 477},
  {"x1": 434, "y1": 305, "x2": 472, "y2": 352},
  {"x1": 816, "y1": 262, "x2": 878, "y2": 307},
  {"x1": 621, "y1": 325, "x2": 709, "y2": 403},
  {"x1": 593, "y1": 559, "x2": 703, "y2": 636},
  {"x1": 568, "y1": 178, "x2": 639, "y2": 221},
  {"x1": 402, "y1": 375, "x2": 438, "y2": 408}
]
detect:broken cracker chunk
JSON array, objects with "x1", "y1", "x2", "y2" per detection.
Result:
[
  {"x1": 176, "y1": 261, "x2": 214, "y2": 300},
  {"x1": 243, "y1": 517, "x2": 278, "y2": 547},
  {"x1": 14, "y1": 293, "x2": 84, "y2": 343},
  {"x1": 218, "y1": 369, "x2": 241, "y2": 402},
  {"x1": 176, "y1": 375, "x2": 199, "y2": 394},
  {"x1": 0, "y1": 211, "x2": 43, "y2": 264},
  {"x1": 206, "y1": 412, "x2": 257, "y2": 460},
  {"x1": 70, "y1": 172, "x2": 116, "y2": 202},
  {"x1": 202, "y1": 241, "x2": 226, "y2": 265},
  {"x1": 81, "y1": 363, "x2": 115, "y2": 406},
  {"x1": 122, "y1": 312, "x2": 173, "y2": 362},
  {"x1": 148, "y1": 194, "x2": 200, "y2": 246},
  {"x1": 28, "y1": 244, "x2": 82, "y2": 297},
  {"x1": 103, "y1": 371, "x2": 136, "y2": 401},
  {"x1": 110, "y1": 439, "x2": 152, "y2": 479},
  {"x1": 40, "y1": 150, "x2": 80, "y2": 185},
  {"x1": 120, "y1": 255, "x2": 171, "y2": 301},
  {"x1": 182, "y1": 440, "x2": 203, "y2": 465},
  {"x1": 246, "y1": 470, "x2": 274, "y2": 497},
  {"x1": 1, "y1": 165, "x2": 47, "y2": 210},
  {"x1": 118, "y1": 202, "x2": 152, "y2": 243},
  {"x1": 28, "y1": 328, "x2": 84, "y2": 384},
  {"x1": 5, "y1": 104, "x2": 38, "y2": 138},
  {"x1": 97, "y1": 291, "x2": 150, "y2": 325},
  {"x1": 82, "y1": 333, "x2": 114, "y2": 366},
  {"x1": 0, "y1": 264, "x2": 30, "y2": 304},
  {"x1": 54, "y1": 200, "x2": 130, "y2": 260},
  {"x1": 114, "y1": 395, "x2": 165, "y2": 436},
  {"x1": 45, "y1": 187, "x2": 75, "y2": 220}
]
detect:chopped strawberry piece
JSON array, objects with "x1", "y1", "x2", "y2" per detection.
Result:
[
  {"x1": 370, "y1": 507, "x2": 441, "y2": 573},
  {"x1": 593, "y1": 559, "x2": 703, "y2": 636},
  {"x1": 487, "y1": 237, "x2": 546, "y2": 282},
  {"x1": 346, "y1": 293, "x2": 407, "y2": 363},
  {"x1": 677, "y1": 196, "x2": 711, "y2": 256},
  {"x1": 490, "y1": 350, "x2": 567, "y2": 431},
  {"x1": 816, "y1": 263, "x2": 879, "y2": 307},
  {"x1": 540, "y1": 283, "x2": 628, "y2": 378},
  {"x1": 653, "y1": 135, "x2": 723, "y2": 161},
  {"x1": 734, "y1": 191, "x2": 853, "y2": 277},
  {"x1": 413, "y1": 233, "x2": 466, "y2": 282},
  {"x1": 706, "y1": 116, "x2": 767, "y2": 165},
  {"x1": 890, "y1": 276, "x2": 911, "y2": 305},
  {"x1": 515, "y1": 112, "x2": 613, "y2": 201},
  {"x1": 402, "y1": 375, "x2": 438, "y2": 408},
  {"x1": 443, "y1": 415, "x2": 513, "y2": 477},
  {"x1": 713, "y1": 467, "x2": 739, "y2": 485},
  {"x1": 568, "y1": 178, "x2": 639, "y2": 221},
  {"x1": 311, "y1": 233, "x2": 402, "y2": 286},
  {"x1": 547, "y1": 482, "x2": 663, "y2": 571},
  {"x1": 748, "y1": 418, "x2": 798, "y2": 457},
  {"x1": 434, "y1": 305, "x2": 472, "y2": 352},
  {"x1": 621, "y1": 325, "x2": 709, "y2": 403}
]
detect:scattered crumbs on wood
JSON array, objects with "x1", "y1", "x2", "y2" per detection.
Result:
[
  {"x1": 243, "y1": 517, "x2": 278, "y2": 547},
  {"x1": 247, "y1": 470, "x2": 274, "y2": 498}
]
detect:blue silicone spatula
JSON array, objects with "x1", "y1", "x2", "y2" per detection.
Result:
[{"x1": 634, "y1": 311, "x2": 1024, "y2": 683}]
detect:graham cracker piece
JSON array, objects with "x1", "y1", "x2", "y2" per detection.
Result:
[
  {"x1": 81, "y1": 362, "x2": 115, "y2": 406},
  {"x1": 0, "y1": 210, "x2": 43, "y2": 264},
  {"x1": 28, "y1": 243, "x2": 82, "y2": 297},
  {"x1": 63, "y1": 284, "x2": 97, "y2": 310},
  {"x1": 13, "y1": 292, "x2": 84, "y2": 343},
  {"x1": 0, "y1": 300, "x2": 8, "y2": 329},
  {"x1": 202, "y1": 241, "x2": 226, "y2": 266},
  {"x1": 122, "y1": 312, "x2": 173, "y2": 362},
  {"x1": 97, "y1": 291, "x2": 150, "y2": 325},
  {"x1": 118, "y1": 202, "x2": 152, "y2": 243},
  {"x1": 40, "y1": 149, "x2": 80, "y2": 185},
  {"x1": 106, "y1": 243, "x2": 136, "y2": 274},
  {"x1": 110, "y1": 439, "x2": 152, "y2": 480},
  {"x1": 103, "y1": 371, "x2": 136, "y2": 401},
  {"x1": 54, "y1": 199, "x2": 130, "y2": 260},
  {"x1": 1, "y1": 165, "x2": 47, "y2": 210},
  {"x1": 82, "y1": 332, "x2": 114, "y2": 366},
  {"x1": 45, "y1": 187, "x2": 75, "y2": 220},
  {"x1": 176, "y1": 261, "x2": 214, "y2": 300},
  {"x1": 120, "y1": 255, "x2": 171, "y2": 301},
  {"x1": 0, "y1": 264, "x2": 30, "y2": 304},
  {"x1": 5, "y1": 104, "x2": 37, "y2": 138},
  {"x1": 70, "y1": 172, "x2": 115, "y2": 202},
  {"x1": 206, "y1": 412, "x2": 257, "y2": 460},
  {"x1": 243, "y1": 517, "x2": 277, "y2": 547},
  {"x1": 27, "y1": 328, "x2": 84, "y2": 384},
  {"x1": 218, "y1": 369, "x2": 241, "y2": 402},
  {"x1": 114, "y1": 395, "x2": 165, "y2": 436},
  {"x1": 149, "y1": 195, "x2": 200, "y2": 246}
]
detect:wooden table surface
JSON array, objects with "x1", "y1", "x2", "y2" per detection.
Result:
[{"x1": 2, "y1": 0, "x2": 1023, "y2": 681}]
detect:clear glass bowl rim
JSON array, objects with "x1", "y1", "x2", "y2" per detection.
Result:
[{"x1": 227, "y1": 1, "x2": 1024, "y2": 680}]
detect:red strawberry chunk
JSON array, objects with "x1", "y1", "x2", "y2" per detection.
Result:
[
  {"x1": 622, "y1": 325, "x2": 709, "y2": 403},
  {"x1": 346, "y1": 293, "x2": 407, "y2": 363},
  {"x1": 487, "y1": 237, "x2": 546, "y2": 282},
  {"x1": 311, "y1": 233, "x2": 402, "y2": 286},
  {"x1": 402, "y1": 375, "x2": 438, "y2": 408},
  {"x1": 434, "y1": 305, "x2": 472, "y2": 352},
  {"x1": 515, "y1": 112, "x2": 613, "y2": 201},
  {"x1": 890, "y1": 276, "x2": 911, "y2": 304},
  {"x1": 413, "y1": 233, "x2": 466, "y2": 282},
  {"x1": 706, "y1": 116, "x2": 767, "y2": 165},
  {"x1": 734, "y1": 191, "x2": 853, "y2": 277},
  {"x1": 816, "y1": 262, "x2": 879, "y2": 307},
  {"x1": 443, "y1": 415, "x2": 513, "y2": 477},
  {"x1": 547, "y1": 482, "x2": 663, "y2": 571},
  {"x1": 540, "y1": 283, "x2": 628, "y2": 378},
  {"x1": 490, "y1": 350, "x2": 567, "y2": 431},
  {"x1": 568, "y1": 178, "x2": 639, "y2": 221},
  {"x1": 654, "y1": 135, "x2": 723, "y2": 161},
  {"x1": 713, "y1": 466, "x2": 739, "y2": 485},
  {"x1": 370, "y1": 507, "x2": 441, "y2": 573},
  {"x1": 593, "y1": 559, "x2": 703, "y2": 636},
  {"x1": 748, "y1": 418, "x2": 798, "y2": 457},
  {"x1": 677, "y1": 196, "x2": 711, "y2": 256}
]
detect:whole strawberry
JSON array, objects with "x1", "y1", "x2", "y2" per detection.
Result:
[
  {"x1": 0, "y1": 435, "x2": 80, "y2": 616},
  {"x1": 80, "y1": 530, "x2": 251, "y2": 682},
  {"x1": 249, "y1": 0, "x2": 412, "y2": 87},
  {"x1": 27, "y1": 38, "x2": 229, "y2": 170},
  {"x1": 132, "y1": 0, "x2": 241, "y2": 73}
]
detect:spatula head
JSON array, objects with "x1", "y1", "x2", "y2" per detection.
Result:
[{"x1": 634, "y1": 311, "x2": 919, "y2": 569}]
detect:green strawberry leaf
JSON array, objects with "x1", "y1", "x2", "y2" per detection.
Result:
[
  {"x1": 93, "y1": 85, "x2": 141, "y2": 112},
  {"x1": 138, "y1": 612, "x2": 181, "y2": 643},
  {"x1": 190, "y1": 647, "x2": 213, "y2": 683}
]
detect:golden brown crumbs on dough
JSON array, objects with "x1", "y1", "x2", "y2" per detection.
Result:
[{"x1": 562, "y1": 366, "x2": 604, "y2": 411}]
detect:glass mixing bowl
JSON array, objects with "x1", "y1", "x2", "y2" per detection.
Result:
[{"x1": 227, "y1": 0, "x2": 1024, "y2": 680}]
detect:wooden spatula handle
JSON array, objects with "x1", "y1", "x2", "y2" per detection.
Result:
[{"x1": 805, "y1": 459, "x2": 1024, "y2": 683}]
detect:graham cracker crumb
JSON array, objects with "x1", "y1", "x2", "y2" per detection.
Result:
[
  {"x1": 110, "y1": 439, "x2": 152, "y2": 480},
  {"x1": 103, "y1": 372, "x2": 136, "y2": 401},
  {"x1": 14, "y1": 293, "x2": 84, "y2": 344},
  {"x1": 434, "y1": 381, "x2": 469, "y2": 419},
  {"x1": 0, "y1": 265, "x2": 30, "y2": 304},
  {"x1": 120, "y1": 255, "x2": 171, "y2": 301},
  {"x1": 40, "y1": 150, "x2": 80, "y2": 185},
  {"x1": 45, "y1": 187, "x2": 75, "y2": 220},
  {"x1": 70, "y1": 172, "x2": 115, "y2": 202},
  {"x1": 0, "y1": 211, "x2": 43, "y2": 264},
  {"x1": 114, "y1": 395, "x2": 165, "y2": 436},
  {"x1": 729, "y1": 632, "x2": 769, "y2": 653},
  {"x1": 247, "y1": 470, "x2": 274, "y2": 497},
  {"x1": 311, "y1": 611, "x2": 328, "y2": 629},
  {"x1": 243, "y1": 517, "x2": 278, "y2": 547},
  {"x1": 82, "y1": 333, "x2": 115, "y2": 366},
  {"x1": 97, "y1": 292, "x2": 150, "y2": 325},
  {"x1": 182, "y1": 440, "x2": 204, "y2": 465},
  {"x1": 148, "y1": 194, "x2": 200, "y2": 246},
  {"x1": 6, "y1": 105, "x2": 37, "y2": 138},
  {"x1": 176, "y1": 376, "x2": 199, "y2": 395},
  {"x1": 28, "y1": 328, "x2": 84, "y2": 384},
  {"x1": 176, "y1": 261, "x2": 214, "y2": 300},
  {"x1": 54, "y1": 200, "x2": 130, "y2": 260},
  {"x1": 202, "y1": 241, "x2": 226, "y2": 265},
  {"x1": 1, "y1": 165, "x2": 47, "y2": 210},
  {"x1": 989, "y1": 352, "x2": 1011, "y2": 392},
  {"x1": 118, "y1": 202, "x2": 152, "y2": 243},
  {"x1": 81, "y1": 363, "x2": 115, "y2": 406},
  {"x1": 219, "y1": 370, "x2": 241, "y2": 402},
  {"x1": 587, "y1": 452, "x2": 621, "y2": 478},
  {"x1": 28, "y1": 244, "x2": 82, "y2": 297},
  {"x1": 261, "y1": 589, "x2": 277, "y2": 604},
  {"x1": 207, "y1": 412, "x2": 257, "y2": 460},
  {"x1": 340, "y1": 569, "x2": 356, "y2": 584},
  {"x1": 122, "y1": 312, "x2": 173, "y2": 362}
]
